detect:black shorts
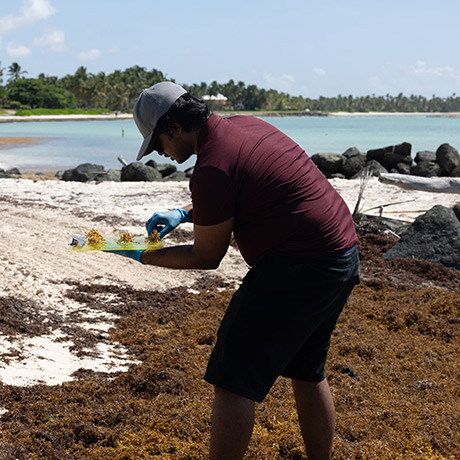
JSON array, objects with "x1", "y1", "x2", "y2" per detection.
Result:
[{"x1": 204, "y1": 245, "x2": 359, "y2": 403}]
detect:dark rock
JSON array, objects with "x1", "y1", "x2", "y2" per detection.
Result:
[
  {"x1": 7, "y1": 168, "x2": 21, "y2": 176},
  {"x1": 351, "y1": 160, "x2": 388, "y2": 178},
  {"x1": 120, "y1": 162, "x2": 163, "y2": 182},
  {"x1": 163, "y1": 171, "x2": 188, "y2": 181},
  {"x1": 157, "y1": 163, "x2": 177, "y2": 178},
  {"x1": 342, "y1": 153, "x2": 367, "y2": 178},
  {"x1": 410, "y1": 161, "x2": 442, "y2": 177},
  {"x1": 184, "y1": 167, "x2": 194, "y2": 178},
  {"x1": 0, "y1": 168, "x2": 21, "y2": 179},
  {"x1": 0, "y1": 168, "x2": 21, "y2": 178},
  {"x1": 62, "y1": 163, "x2": 104, "y2": 182},
  {"x1": 453, "y1": 204, "x2": 460, "y2": 221},
  {"x1": 311, "y1": 153, "x2": 344, "y2": 174},
  {"x1": 415, "y1": 150, "x2": 436, "y2": 163},
  {"x1": 450, "y1": 165, "x2": 460, "y2": 177},
  {"x1": 145, "y1": 159, "x2": 158, "y2": 169},
  {"x1": 393, "y1": 162, "x2": 411, "y2": 175},
  {"x1": 381, "y1": 151, "x2": 413, "y2": 170},
  {"x1": 342, "y1": 146, "x2": 362, "y2": 158},
  {"x1": 95, "y1": 169, "x2": 121, "y2": 182},
  {"x1": 436, "y1": 143, "x2": 460, "y2": 174},
  {"x1": 367, "y1": 142, "x2": 411, "y2": 163},
  {"x1": 55, "y1": 170, "x2": 64, "y2": 179},
  {"x1": 384, "y1": 205, "x2": 460, "y2": 270}
]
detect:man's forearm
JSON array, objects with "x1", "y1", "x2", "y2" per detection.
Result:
[
  {"x1": 181, "y1": 204, "x2": 193, "y2": 223},
  {"x1": 140, "y1": 244, "x2": 219, "y2": 270}
]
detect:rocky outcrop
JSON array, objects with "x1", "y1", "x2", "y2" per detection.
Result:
[
  {"x1": 120, "y1": 162, "x2": 163, "y2": 182},
  {"x1": 54, "y1": 159, "x2": 191, "y2": 183},
  {"x1": 384, "y1": 205, "x2": 460, "y2": 270},
  {"x1": 0, "y1": 168, "x2": 21, "y2": 178},
  {"x1": 62, "y1": 163, "x2": 104, "y2": 182},
  {"x1": 95, "y1": 169, "x2": 121, "y2": 182},
  {"x1": 311, "y1": 142, "x2": 460, "y2": 180},
  {"x1": 436, "y1": 143, "x2": 460, "y2": 176}
]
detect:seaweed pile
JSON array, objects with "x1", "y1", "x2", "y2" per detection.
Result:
[{"x1": 0, "y1": 227, "x2": 459, "y2": 460}]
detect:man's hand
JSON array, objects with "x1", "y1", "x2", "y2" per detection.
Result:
[{"x1": 146, "y1": 208, "x2": 189, "y2": 239}]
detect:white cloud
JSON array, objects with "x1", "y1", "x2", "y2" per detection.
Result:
[
  {"x1": 33, "y1": 28, "x2": 66, "y2": 52},
  {"x1": 6, "y1": 41, "x2": 31, "y2": 58},
  {"x1": 313, "y1": 67, "x2": 326, "y2": 77},
  {"x1": 0, "y1": 0, "x2": 56, "y2": 34},
  {"x1": 77, "y1": 49, "x2": 101, "y2": 62},
  {"x1": 412, "y1": 61, "x2": 453, "y2": 77},
  {"x1": 365, "y1": 61, "x2": 460, "y2": 97}
]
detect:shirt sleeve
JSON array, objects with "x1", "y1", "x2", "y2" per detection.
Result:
[{"x1": 190, "y1": 166, "x2": 237, "y2": 226}]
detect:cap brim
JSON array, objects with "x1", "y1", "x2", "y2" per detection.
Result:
[{"x1": 136, "y1": 131, "x2": 154, "y2": 161}]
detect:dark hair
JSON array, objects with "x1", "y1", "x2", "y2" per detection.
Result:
[{"x1": 153, "y1": 93, "x2": 211, "y2": 138}]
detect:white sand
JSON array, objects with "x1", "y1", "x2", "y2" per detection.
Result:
[{"x1": 0, "y1": 177, "x2": 458, "y2": 387}]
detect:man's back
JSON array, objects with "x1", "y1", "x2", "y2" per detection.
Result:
[{"x1": 190, "y1": 114, "x2": 357, "y2": 265}]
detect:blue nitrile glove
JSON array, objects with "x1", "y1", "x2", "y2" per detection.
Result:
[
  {"x1": 105, "y1": 249, "x2": 144, "y2": 263},
  {"x1": 145, "y1": 208, "x2": 189, "y2": 239}
]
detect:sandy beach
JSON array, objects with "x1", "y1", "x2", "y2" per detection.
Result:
[
  {"x1": 0, "y1": 176, "x2": 458, "y2": 387},
  {"x1": 1, "y1": 111, "x2": 460, "y2": 125}
]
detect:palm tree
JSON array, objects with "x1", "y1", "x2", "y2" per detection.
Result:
[
  {"x1": 0, "y1": 60, "x2": 5, "y2": 85},
  {"x1": 7, "y1": 62, "x2": 27, "y2": 82}
]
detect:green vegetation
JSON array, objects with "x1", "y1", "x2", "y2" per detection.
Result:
[
  {"x1": 14, "y1": 108, "x2": 110, "y2": 116},
  {"x1": 1, "y1": 61, "x2": 460, "y2": 114}
]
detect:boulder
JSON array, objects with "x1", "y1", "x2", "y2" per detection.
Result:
[
  {"x1": 121, "y1": 162, "x2": 163, "y2": 182},
  {"x1": 436, "y1": 143, "x2": 460, "y2": 174},
  {"x1": 415, "y1": 150, "x2": 436, "y2": 163},
  {"x1": 145, "y1": 159, "x2": 158, "y2": 169},
  {"x1": 95, "y1": 169, "x2": 121, "y2": 182},
  {"x1": 353, "y1": 160, "x2": 388, "y2": 178},
  {"x1": 342, "y1": 153, "x2": 367, "y2": 178},
  {"x1": 410, "y1": 161, "x2": 442, "y2": 177},
  {"x1": 0, "y1": 168, "x2": 21, "y2": 178},
  {"x1": 311, "y1": 153, "x2": 344, "y2": 174},
  {"x1": 393, "y1": 162, "x2": 411, "y2": 175},
  {"x1": 184, "y1": 167, "x2": 194, "y2": 178},
  {"x1": 342, "y1": 146, "x2": 362, "y2": 158},
  {"x1": 367, "y1": 142, "x2": 411, "y2": 163},
  {"x1": 381, "y1": 151, "x2": 413, "y2": 170},
  {"x1": 450, "y1": 165, "x2": 460, "y2": 177},
  {"x1": 62, "y1": 163, "x2": 104, "y2": 182},
  {"x1": 454, "y1": 203, "x2": 460, "y2": 221},
  {"x1": 163, "y1": 171, "x2": 188, "y2": 181},
  {"x1": 384, "y1": 205, "x2": 460, "y2": 270},
  {"x1": 157, "y1": 163, "x2": 177, "y2": 178}
]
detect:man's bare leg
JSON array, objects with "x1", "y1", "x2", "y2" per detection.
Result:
[
  {"x1": 292, "y1": 378, "x2": 336, "y2": 460},
  {"x1": 209, "y1": 386, "x2": 255, "y2": 460}
]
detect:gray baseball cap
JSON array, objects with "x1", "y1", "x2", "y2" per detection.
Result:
[{"x1": 133, "y1": 81, "x2": 187, "y2": 161}]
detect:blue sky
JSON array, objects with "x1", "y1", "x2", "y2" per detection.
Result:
[{"x1": 1, "y1": 0, "x2": 459, "y2": 98}]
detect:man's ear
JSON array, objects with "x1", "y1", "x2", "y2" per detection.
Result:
[{"x1": 168, "y1": 122, "x2": 182, "y2": 137}]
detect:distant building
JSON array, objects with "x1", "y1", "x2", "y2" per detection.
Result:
[{"x1": 202, "y1": 93, "x2": 228, "y2": 109}]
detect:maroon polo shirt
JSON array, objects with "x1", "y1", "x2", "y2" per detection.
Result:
[{"x1": 190, "y1": 114, "x2": 357, "y2": 266}]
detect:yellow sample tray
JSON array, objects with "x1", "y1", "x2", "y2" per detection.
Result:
[{"x1": 68, "y1": 234, "x2": 163, "y2": 252}]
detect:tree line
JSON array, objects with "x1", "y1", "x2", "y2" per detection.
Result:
[{"x1": 1, "y1": 61, "x2": 460, "y2": 113}]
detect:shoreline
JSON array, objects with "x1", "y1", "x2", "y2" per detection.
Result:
[{"x1": 1, "y1": 111, "x2": 460, "y2": 123}]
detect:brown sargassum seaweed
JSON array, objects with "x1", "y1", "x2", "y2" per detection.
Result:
[{"x1": 0, "y1": 228, "x2": 459, "y2": 459}]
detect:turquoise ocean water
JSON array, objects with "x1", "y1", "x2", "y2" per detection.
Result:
[{"x1": 1, "y1": 115, "x2": 459, "y2": 172}]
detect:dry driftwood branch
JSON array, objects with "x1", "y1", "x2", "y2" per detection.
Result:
[
  {"x1": 352, "y1": 166, "x2": 372, "y2": 219},
  {"x1": 379, "y1": 173, "x2": 460, "y2": 193}
]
